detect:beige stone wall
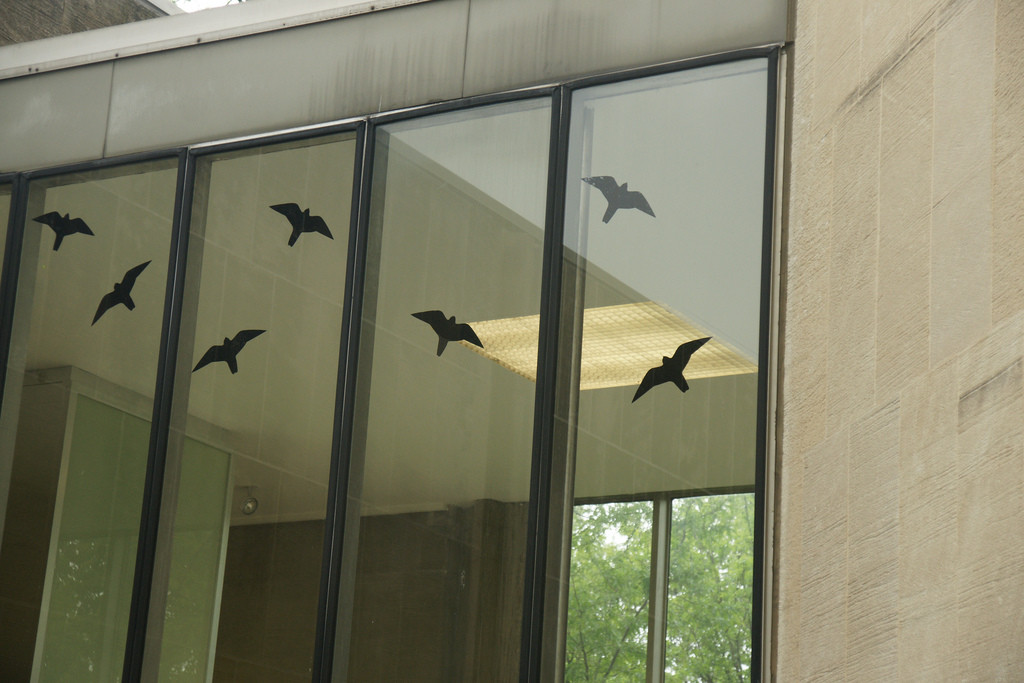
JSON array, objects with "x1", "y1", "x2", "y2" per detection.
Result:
[{"x1": 776, "y1": 0, "x2": 1024, "y2": 679}]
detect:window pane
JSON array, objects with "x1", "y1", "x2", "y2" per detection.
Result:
[
  {"x1": 0, "y1": 160, "x2": 178, "y2": 680},
  {"x1": 0, "y1": 182, "x2": 10, "y2": 260},
  {"x1": 157, "y1": 133, "x2": 356, "y2": 680},
  {"x1": 556, "y1": 58, "x2": 769, "y2": 679},
  {"x1": 565, "y1": 501, "x2": 653, "y2": 682},
  {"x1": 666, "y1": 493, "x2": 754, "y2": 682},
  {"x1": 339, "y1": 99, "x2": 550, "y2": 681}
]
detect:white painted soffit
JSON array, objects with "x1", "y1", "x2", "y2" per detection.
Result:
[{"x1": 0, "y1": 0, "x2": 430, "y2": 81}]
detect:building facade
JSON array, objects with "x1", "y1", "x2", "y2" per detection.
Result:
[{"x1": 0, "y1": 0, "x2": 1021, "y2": 681}]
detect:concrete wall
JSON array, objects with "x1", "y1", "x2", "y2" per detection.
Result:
[
  {"x1": 0, "y1": 0, "x2": 787, "y2": 172},
  {"x1": 776, "y1": 0, "x2": 1024, "y2": 679},
  {"x1": 0, "y1": 0, "x2": 162, "y2": 47}
]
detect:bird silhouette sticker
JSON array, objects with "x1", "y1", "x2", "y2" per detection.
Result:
[
  {"x1": 193, "y1": 329, "x2": 266, "y2": 374},
  {"x1": 33, "y1": 212, "x2": 95, "y2": 250},
  {"x1": 269, "y1": 203, "x2": 333, "y2": 246},
  {"x1": 632, "y1": 337, "x2": 711, "y2": 403},
  {"x1": 581, "y1": 176, "x2": 655, "y2": 223},
  {"x1": 92, "y1": 260, "x2": 151, "y2": 325},
  {"x1": 412, "y1": 310, "x2": 484, "y2": 356}
]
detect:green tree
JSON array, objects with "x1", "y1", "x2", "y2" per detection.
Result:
[
  {"x1": 666, "y1": 494, "x2": 753, "y2": 683},
  {"x1": 565, "y1": 501, "x2": 653, "y2": 682},
  {"x1": 564, "y1": 494, "x2": 753, "y2": 683}
]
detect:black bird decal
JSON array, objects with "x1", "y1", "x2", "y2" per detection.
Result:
[
  {"x1": 412, "y1": 310, "x2": 484, "y2": 356},
  {"x1": 92, "y1": 260, "x2": 151, "y2": 325},
  {"x1": 632, "y1": 337, "x2": 711, "y2": 403},
  {"x1": 33, "y1": 211, "x2": 95, "y2": 250},
  {"x1": 269, "y1": 203, "x2": 333, "y2": 246},
  {"x1": 193, "y1": 329, "x2": 266, "y2": 374},
  {"x1": 581, "y1": 176, "x2": 655, "y2": 223}
]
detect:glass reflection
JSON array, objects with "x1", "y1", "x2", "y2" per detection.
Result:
[
  {"x1": 667, "y1": 493, "x2": 754, "y2": 681},
  {"x1": 340, "y1": 99, "x2": 551, "y2": 681},
  {"x1": 0, "y1": 183, "x2": 10, "y2": 262},
  {"x1": 555, "y1": 58, "x2": 770, "y2": 679},
  {"x1": 565, "y1": 501, "x2": 652, "y2": 681},
  {"x1": 0, "y1": 160, "x2": 178, "y2": 680},
  {"x1": 158, "y1": 133, "x2": 355, "y2": 681}
]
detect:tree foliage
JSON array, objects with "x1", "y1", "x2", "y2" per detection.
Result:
[
  {"x1": 565, "y1": 502, "x2": 653, "y2": 682},
  {"x1": 666, "y1": 494, "x2": 753, "y2": 682},
  {"x1": 565, "y1": 494, "x2": 753, "y2": 683}
]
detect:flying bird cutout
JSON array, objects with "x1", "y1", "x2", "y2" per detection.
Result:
[
  {"x1": 33, "y1": 212, "x2": 95, "y2": 251},
  {"x1": 412, "y1": 310, "x2": 484, "y2": 357},
  {"x1": 269, "y1": 203, "x2": 333, "y2": 246},
  {"x1": 581, "y1": 176, "x2": 656, "y2": 223},
  {"x1": 92, "y1": 260, "x2": 151, "y2": 325},
  {"x1": 193, "y1": 329, "x2": 266, "y2": 374},
  {"x1": 632, "y1": 337, "x2": 711, "y2": 403}
]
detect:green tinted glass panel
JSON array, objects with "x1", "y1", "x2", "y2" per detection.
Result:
[
  {"x1": 159, "y1": 440, "x2": 231, "y2": 682},
  {"x1": 0, "y1": 160, "x2": 178, "y2": 680},
  {"x1": 39, "y1": 394, "x2": 148, "y2": 679},
  {"x1": 157, "y1": 133, "x2": 355, "y2": 680}
]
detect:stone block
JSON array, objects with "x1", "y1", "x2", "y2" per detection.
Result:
[
  {"x1": 995, "y1": 0, "x2": 1024, "y2": 163},
  {"x1": 899, "y1": 438, "x2": 957, "y2": 600},
  {"x1": 799, "y1": 428, "x2": 849, "y2": 680},
  {"x1": 875, "y1": 36, "x2": 933, "y2": 396},
  {"x1": 900, "y1": 357, "x2": 957, "y2": 449},
  {"x1": 773, "y1": 443, "x2": 803, "y2": 681},
  {"x1": 932, "y1": 1, "x2": 995, "y2": 201},
  {"x1": 783, "y1": 129, "x2": 832, "y2": 455},
  {"x1": 929, "y1": 171, "x2": 992, "y2": 367},
  {"x1": 992, "y1": 151, "x2": 1024, "y2": 322},
  {"x1": 956, "y1": 309, "x2": 1024, "y2": 408},
  {"x1": 897, "y1": 590, "x2": 958, "y2": 682},
  {"x1": 846, "y1": 401, "x2": 899, "y2": 679},
  {"x1": 956, "y1": 401, "x2": 1024, "y2": 681},
  {"x1": 827, "y1": 88, "x2": 879, "y2": 432},
  {"x1": 814, "y1": 42, "x2": 861, "y2": 133},
  {"x1": 862, "y1": 0, "x2": 911, "y2": 83}
]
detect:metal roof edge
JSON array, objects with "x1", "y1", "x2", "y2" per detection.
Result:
[{"x1": 0, "y1": 0, "x2": 430, "y2": 81}]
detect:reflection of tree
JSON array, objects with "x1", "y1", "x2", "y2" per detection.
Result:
[
  {"x1": 564, "y1": 494, "x2": 753, "y2": 683},
  {"x1": 566, "y1": 502, "x2": 652, "y2": 682},
  {"x1": 666, "y1": 494, "x2": 753, "y2": 683}
]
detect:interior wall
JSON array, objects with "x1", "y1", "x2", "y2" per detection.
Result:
[
  {"x1": 777, "y1": 0, "x2": 1024, "y2": 679},
  {"x1": 213, "y1": 520, "x2": 324, "y2": 683},
  {"x1": 212, "y1": 502, "x2": 527, "y2": 683},
  {"x1": 347, "y1": 499, "x2": 526, "y2": 682},
  {"x1": 0, "y1": 381, "x2": 68, "y2": 680}
]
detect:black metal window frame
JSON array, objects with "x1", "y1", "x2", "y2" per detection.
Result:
[{"x1": 0, "y1": 44, "x2": 780, "y2": 683}]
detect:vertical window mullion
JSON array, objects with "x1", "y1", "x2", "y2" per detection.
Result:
[
  {"x1": 312, "y1": 118, "x2": 370, "y2": 683},
  {"x1": 0, "y1": 173, "x2": 27, "y2": 558},
  {"x1": 520, "y1": 85, "x2": 572, "y2": 682},
  {"x1": 646, "y1": 496, "x2": 671, "y2": 683},
  {"x1": 122, "y1": 149, "x2": 194, "y2": 682}
]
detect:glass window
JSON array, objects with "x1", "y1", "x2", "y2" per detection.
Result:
[
  {"x1": 337, "y1": 99, "x2": 551, "y2": 681},
  {"x1": 0, "y1": 181, "x2": 10, "y2": 260},
  {"x1": 0, "y1": 159, "x2": 179, "y2": 680},
  {"x1": 565, "y1": 501, "x2": 653, "y2": 681},
  {"x1": 154, "y1": 133, "x2": 357, "y2": 680},
  {"x1": 555, "y1": 58, "x2": 770, "y2": 681},
  {"x1": 667, "y1": 493, "x2": 754, "y2": 681}
]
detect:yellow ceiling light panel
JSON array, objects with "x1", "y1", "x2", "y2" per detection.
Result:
[{"x1": 462, "y1": 301, "x2": 757, "y2": 390}]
